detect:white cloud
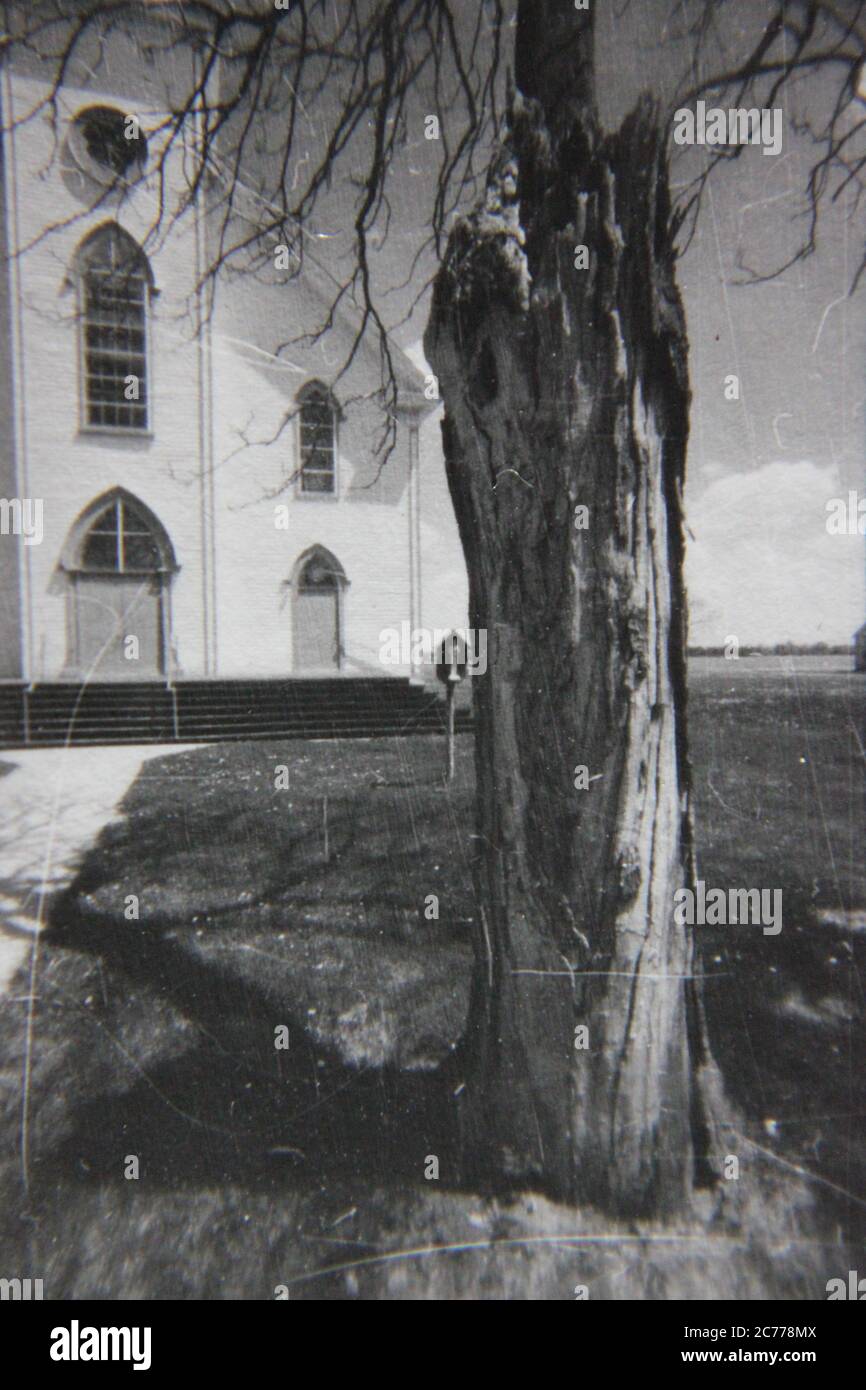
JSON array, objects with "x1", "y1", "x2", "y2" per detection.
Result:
[{"x1": 685, "y1": 460, "x2": 864, "y2": 645}]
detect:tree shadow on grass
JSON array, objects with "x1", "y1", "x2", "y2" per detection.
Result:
[
  {"x1": 21, "y1": 723, "x2": 866, "y2": 1282},
  {"x1": 37, "y1": 909, "x2": 463, "y2": 1197},
  {"x1": 34, "y1": 755, "x2": 472, "y2": 1206},
  {"x1": 39, "y1": 869, "x2": 866, "y2": 1243},
  {"x1": 698, "y1": 888, "x2": 866, "y2": 1242},
  {"x1": 7, "y1": 910, "x2": 463, "y2": 1298}
]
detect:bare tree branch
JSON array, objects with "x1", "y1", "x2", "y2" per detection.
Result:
[
  {"x1": 669, "y1": 0, "x2": 866, "y2": 284},
  {"x1": 1, "y1": 0, "x2": 506, "y2": 462}
]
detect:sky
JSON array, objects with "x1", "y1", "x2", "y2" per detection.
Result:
[
  {"x1": 637, "y1": 6, "x2": 866, "y2": 647},
  {"x1": 296, "y1": 0, "x2": 866, "y2": 645}
]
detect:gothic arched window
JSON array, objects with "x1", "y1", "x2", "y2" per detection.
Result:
[
  {"x1": 78, "y1": 496, "x2": 166, "y2": 574},
  {"x1": 77, "y1": 224, "x2": 151, "y2": 431},
  {"x1": 298, "y1": 384, "x2": 337, "y2": 494}
]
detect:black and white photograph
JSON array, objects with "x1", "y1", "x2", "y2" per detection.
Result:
[{"x1": 0, "y1": 0, "x2": 864, "y2": 1315}]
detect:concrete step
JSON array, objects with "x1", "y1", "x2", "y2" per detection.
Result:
[{"x1": 2, "y1": 679, "x2": 472, "y2": 748}]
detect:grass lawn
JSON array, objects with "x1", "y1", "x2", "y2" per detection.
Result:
[{"x1": 0, "y1": 657, "x2": 863, "y2": 1299}]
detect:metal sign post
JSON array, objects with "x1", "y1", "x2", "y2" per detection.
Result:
[{"x1": 435, "y1": 632, "x2": 467, "y2": 784}]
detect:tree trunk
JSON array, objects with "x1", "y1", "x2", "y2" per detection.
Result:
[{"x1": 424, "y1": 9, "x2": 722, "y2": 1217}]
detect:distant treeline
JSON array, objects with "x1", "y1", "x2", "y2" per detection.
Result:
[{"x1": 688, "y1": 643, "x2": 852, "y2": 657}]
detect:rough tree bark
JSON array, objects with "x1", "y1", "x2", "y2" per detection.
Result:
[{"x1": 425, "y1": 3, "x2": 723, "y2": 1216}]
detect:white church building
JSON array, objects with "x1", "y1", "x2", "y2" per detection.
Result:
[{"x1": 0, "y1": 10, "x2": 467, "y2": 741}]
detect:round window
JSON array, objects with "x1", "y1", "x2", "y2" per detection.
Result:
[{"x1": 69, "y1": 106, "x2": 146, "y2": 185}]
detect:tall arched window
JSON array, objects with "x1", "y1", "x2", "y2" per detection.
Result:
[
  {"x1": 298, "y1": 384, "x2": 337, "y2": 494},
  {"x1": 77, "y1": 224, "x2": 151, "y2": 431}
]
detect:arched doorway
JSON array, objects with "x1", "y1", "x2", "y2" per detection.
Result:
[
  {"x1": 292, "y1": 547, "x2": 347, "y2": 672},
  {"x1": 63, "y1": 491, "x2": 176, "y2": 679}
]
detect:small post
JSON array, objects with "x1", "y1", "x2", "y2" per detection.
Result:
[
  {"x1": 435, "y1": 632, "x2": 467, "y2": 787},
  {"x1": 446, "y1": 676, "x2": 456, "y2": 783},
  {"x1": 323, "y1": 794, "x2": 329, "y2": 862}
]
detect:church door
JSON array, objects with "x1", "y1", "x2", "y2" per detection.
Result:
[
  {"x1": 68, "y1": 496, "x2": 170, "y2": 680},
  {"x1": 75, "y1": 575, "x2": 164, "y2": 677},
  {"x1": 294, "y1": 553, "x2": 342, "y2": 671}
]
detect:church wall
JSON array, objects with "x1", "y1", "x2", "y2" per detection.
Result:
[
  {"x1": 2, "y1": 57, "x2": 211, "y2": 681},
  {"x1": 1, "y1": 13, "x2": 470, "y2": 688},
  {"x1": 416, "y1": 400, "x2": 470, "y2": 639},
  {"x1": 209, "y1": 271, "x2": 417, "y2": 677},
  {"x1": 0, "y1": 128, "x2": 24, "y2": 679}
]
